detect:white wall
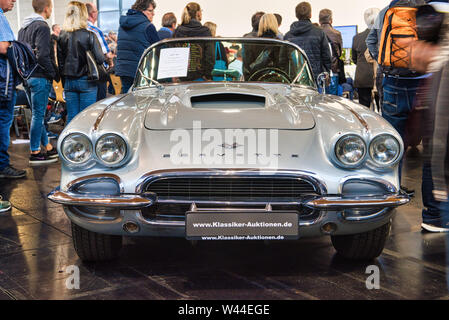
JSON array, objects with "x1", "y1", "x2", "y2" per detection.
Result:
[{"x1": 153, "y1": 0, "x2": 391, "y2": 36}]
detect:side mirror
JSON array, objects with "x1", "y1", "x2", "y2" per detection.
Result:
[{"x1": 317, "y1": 72, "x2": 330, "y2": 94}]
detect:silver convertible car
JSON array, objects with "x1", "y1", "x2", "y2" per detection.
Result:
[{"x1": 48, "y1": 38, "x2": 409, "y2": 262}]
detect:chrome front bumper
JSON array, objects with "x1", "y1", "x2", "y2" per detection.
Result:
[
  {"x1": 48, "y1": 188, "x2": 408, "y2": 238},
  {"x1": 48, "y1": 188, "x2": 409, "y2": 210}
]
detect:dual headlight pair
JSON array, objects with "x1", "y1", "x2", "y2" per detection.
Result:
[
  {"x1": 61, "y1": 133, "x2": 128, "y2": 167},
  {"x1": 335, "y1": 134, "x2": 401, "y2": 168}
]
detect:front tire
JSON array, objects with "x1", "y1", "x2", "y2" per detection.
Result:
[
  {"x1": 71, "y1": 222, "x2": 122, "y2": 262},
  {"x1": 331, "y1": 222, "x2": 391, "y2": 260}
]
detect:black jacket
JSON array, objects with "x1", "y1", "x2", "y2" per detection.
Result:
[
  {"x1": 352, "y1": 29, "x2": 374, "y2": 89},
  {"x1": 284, "y1": 20, "x2": 332, "y2": 81},
  {"x1": 174, "y1": 19, "x2": 211, "y2": 38},
  {"x1": 18, "y1": 19, "x2": 57, "y2": 80},
  {"x1": 57, "y1": 29, "x2": 105, "y2": 79}
]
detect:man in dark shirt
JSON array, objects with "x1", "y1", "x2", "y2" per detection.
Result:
[
  {"x1": 319, "y1": 9, "x2": 343, "y2": 94},
  {"x1": 284, "y1": 2, "x2": 332, "y2": 82},
  {"x1": 18, "y1": 0, "x2": 58, "y2": 165},
  {"x1": 158, "y1": 12, "x2": 177, "y2": 40}
]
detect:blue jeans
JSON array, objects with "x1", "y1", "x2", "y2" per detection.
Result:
[
  {"x1": 0, "y1": 90, "x2": 16, "y2": 170},
  {"x1": 27, "y1": 77, "x2": 51, "y2": 152},
  {"x1": 64, "y1": 77, "x2": 97, "y2": 124},
  {"x1": 120, "y1": 76, "x2": 134, "y2": 94},
  {"x1": 325, "y1": 75, "x2": 339, "y2": 95},
  {"x1": 382, "y1": 76, "x2": 420, "y2": 181}
]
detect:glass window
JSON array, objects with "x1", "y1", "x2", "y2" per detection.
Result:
[
  {"x1": 98, "y1": 0, "x2": 120, "y2": 11},
  {"x1": 122, "y1": 0, "x2": 134, "y2": 10},
  {"x1": 98, "y1": 11, "x2": 120, "y2": 32}
]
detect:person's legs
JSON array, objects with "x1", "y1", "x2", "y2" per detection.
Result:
[
  {"x1": 64, "y1": 78, "x2": 81, "y2": 124},
  {"x1": 0, "y1": 92, "x2": 15, "y2": 170},
  {"x1": 358, "y1": 88, "x2": 372, "y2": 108},
  {"x1": 120, "y1": 76, "x2": 134, "y2": 94},
  {"x1": 27, "y1": 77, "x2": 51, "y2": 153},
  {"x1": 96, "y1": 81, "x2": 107, "y2": 101},
  {"x1": 0, "y1": 91, "x2": 26, "y2": 178},
  {"x1": 381, "y1": 76, "x2": 420, "y2": 183},
  {"x1": 78, "y1": 77, "x2": 98, "y2": 113}
]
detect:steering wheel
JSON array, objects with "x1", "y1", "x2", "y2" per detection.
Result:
[{"x1": 248, "y1": 67, "x2": 292, "y2": 83}]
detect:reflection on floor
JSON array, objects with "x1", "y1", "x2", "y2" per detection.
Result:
[{"x1": 0, "y1": 142, "x2": 448, "y2": 300}]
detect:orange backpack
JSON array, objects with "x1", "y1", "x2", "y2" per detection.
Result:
[{"x1": 378, "y1": 1, "x2": 425, "y2": 72}]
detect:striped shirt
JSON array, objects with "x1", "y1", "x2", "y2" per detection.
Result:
[
  {"x1": 87, "y1": 21, "x2": 110, "y2": 54},
  {"x1": 0, "y1": 8, "x2": 15, "y2": 42}
]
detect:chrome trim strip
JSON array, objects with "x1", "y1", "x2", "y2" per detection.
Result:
[
  {"x1": 135, "y1": 169, "x2": 328, "y2": 195},
  {"x1": 66, "y1": 174, "x2": 125, "y2": 193},
  {"x1": 341, "y1": 208, "x2": 391, "y2": 222},
  {"x1": 338, "y1": 176, "x2": 398, "y2": 194},
  {"x1": 304, "y1": 194, "x2": 409, "y2": 210},
  {"x1": 48, "y1": 187, "x2": 155, "y2": 208},
  {"x1": 136, "y1": 212, "x2": 185, "y2": 227}
]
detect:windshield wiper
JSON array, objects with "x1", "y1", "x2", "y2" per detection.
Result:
[{"x1": 137, "y1": 68, "x2": 164, "y2": 91}]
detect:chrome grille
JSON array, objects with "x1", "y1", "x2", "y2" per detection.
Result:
[{"x1": 145, "y1": 177, "x2": 319, "y2": 202}]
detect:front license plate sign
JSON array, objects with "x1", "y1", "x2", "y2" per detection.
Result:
[{"x1": 186, "y1": 212, "x2": 299, "y2": 240}]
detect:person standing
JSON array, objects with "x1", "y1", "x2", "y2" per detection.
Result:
[
  {"x1": 86, "y1": 2, "x2": 113, "y2": 101},
  {"x1": 367, "y1": 0, "x2": 427, "y2": 196},
  {"x1": 57, "y1": 1, "x2": 105, "y2": 124},
  {"x1": 18, "y1": 0, "x2": 59, "y2": 165},
  {"x1": 243, "y1": 11, "x2": 265, "y2": 38},
  {"x1": 352, "y1": 8, "x2": 380, "y2": 108},
  {"x1": 274, "y1": 13, "x2": 283, "y2": 39},
  {"x1": 0, "y1": 0, "x2": 26, "y2": 213},
  {"x1": 158, "y1": 12, "x2": 177, "y2": 40},
  {"x1": 174, "y1": 2, "x2": 211, "y2": 38},
  {"x1": 116, "y1": 0, "x2": 160, "y2": 93},
  {"x1": 284, "y1": 2, "x2": 332, "y2": 82},
  {"x1": 319, "y1": 9, "x2": 343, "y2": 95}
]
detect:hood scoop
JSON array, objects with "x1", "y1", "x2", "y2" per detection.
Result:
[{"x1": 191, "y1": 93, "x2": 266, "y2": 109}]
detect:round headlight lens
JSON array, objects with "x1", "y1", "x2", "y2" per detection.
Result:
[
  {"x1": 61, "y1": 133, "x2": 92, "y2": 164},
  {"x1": 369, "y1": 135, "x2": 400, "y2": 166},
  {"x1": 335, "y1": 135, "x2": 366, "y2": 166},
  {"x1": 95, "y1": 134, "x2": 127, "y2": 166}
]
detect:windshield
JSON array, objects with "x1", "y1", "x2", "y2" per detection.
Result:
[{"x1": 135, "y1": 38, "x2": 316, "y2": 88}]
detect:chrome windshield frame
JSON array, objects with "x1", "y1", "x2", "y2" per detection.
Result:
[{"x1": 132, "y1": 37, "x2": 317, "y2": 91}]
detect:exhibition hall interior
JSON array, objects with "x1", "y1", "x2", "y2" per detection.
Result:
[{"x1": 0, "y1": 0, "x2": 449, "y2": 303}]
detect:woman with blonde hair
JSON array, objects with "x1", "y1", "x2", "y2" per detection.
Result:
[
  {"x1": 174, "y1": 2, "x2": 211, "y2": 38},
  {"x1": 57, "y1": 1, "x2": 105, "y2": 123},
  {"x1": 258, "y1": 13, "x2": 279, "y2": 39}
]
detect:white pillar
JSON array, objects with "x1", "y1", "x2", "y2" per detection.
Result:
[
  {"x1": 16, "y1": 0, "x2": 21, "y2": 28},
  {"x1": 50, "y1": 0, "x2": 55, "y2": 25}
]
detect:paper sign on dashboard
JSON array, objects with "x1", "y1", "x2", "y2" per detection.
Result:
[{"x1": 157, "y1": 47, "x2": 190, "y2": 79}]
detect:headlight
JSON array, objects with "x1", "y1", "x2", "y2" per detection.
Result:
[
  {"x1": 61, "y1": 133, "x2": 93, "y2": 164},
  {"x1": 369, "y1": 135, "x2": 400, "y2": 166},
  {"x1": 335, "y1": 135, "x2": 366, "y2": 167},
  {"x1": 95, "y1": 134, "x2": 127, "y2": 166}
]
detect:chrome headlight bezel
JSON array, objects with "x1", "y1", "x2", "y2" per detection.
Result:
[
  {"x1": 61, "y1": 133, "x2": 93, "y2": 165},
  {"x1": 95, "y1": 133, "x2": 128, "y2": 167},
  {"x1": 369, "y1": 134, "x2": 401, "y2": 167},
  {"x1": 334, "y1": 134, "x2": 367, "y2": 168}
]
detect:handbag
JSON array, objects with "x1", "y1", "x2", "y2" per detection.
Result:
[
  {"x1": 212, "y1": 42, "x2": 227, "y2": 81},
  {"x1": 86, "y1": 32, "x2": 108, "y2": 82}
]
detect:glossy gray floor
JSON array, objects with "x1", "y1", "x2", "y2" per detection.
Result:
[{"x1": 0, "y1": 142, "x2": 448, "y2": 300}]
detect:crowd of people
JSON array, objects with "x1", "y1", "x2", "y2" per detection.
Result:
[{"x1": 0, "y1": 0, "x2": 449, "y2": 232}]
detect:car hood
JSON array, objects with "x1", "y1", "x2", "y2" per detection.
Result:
[{"x1": 143, "y1": 83, "x2": 316, "y2": 130}]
